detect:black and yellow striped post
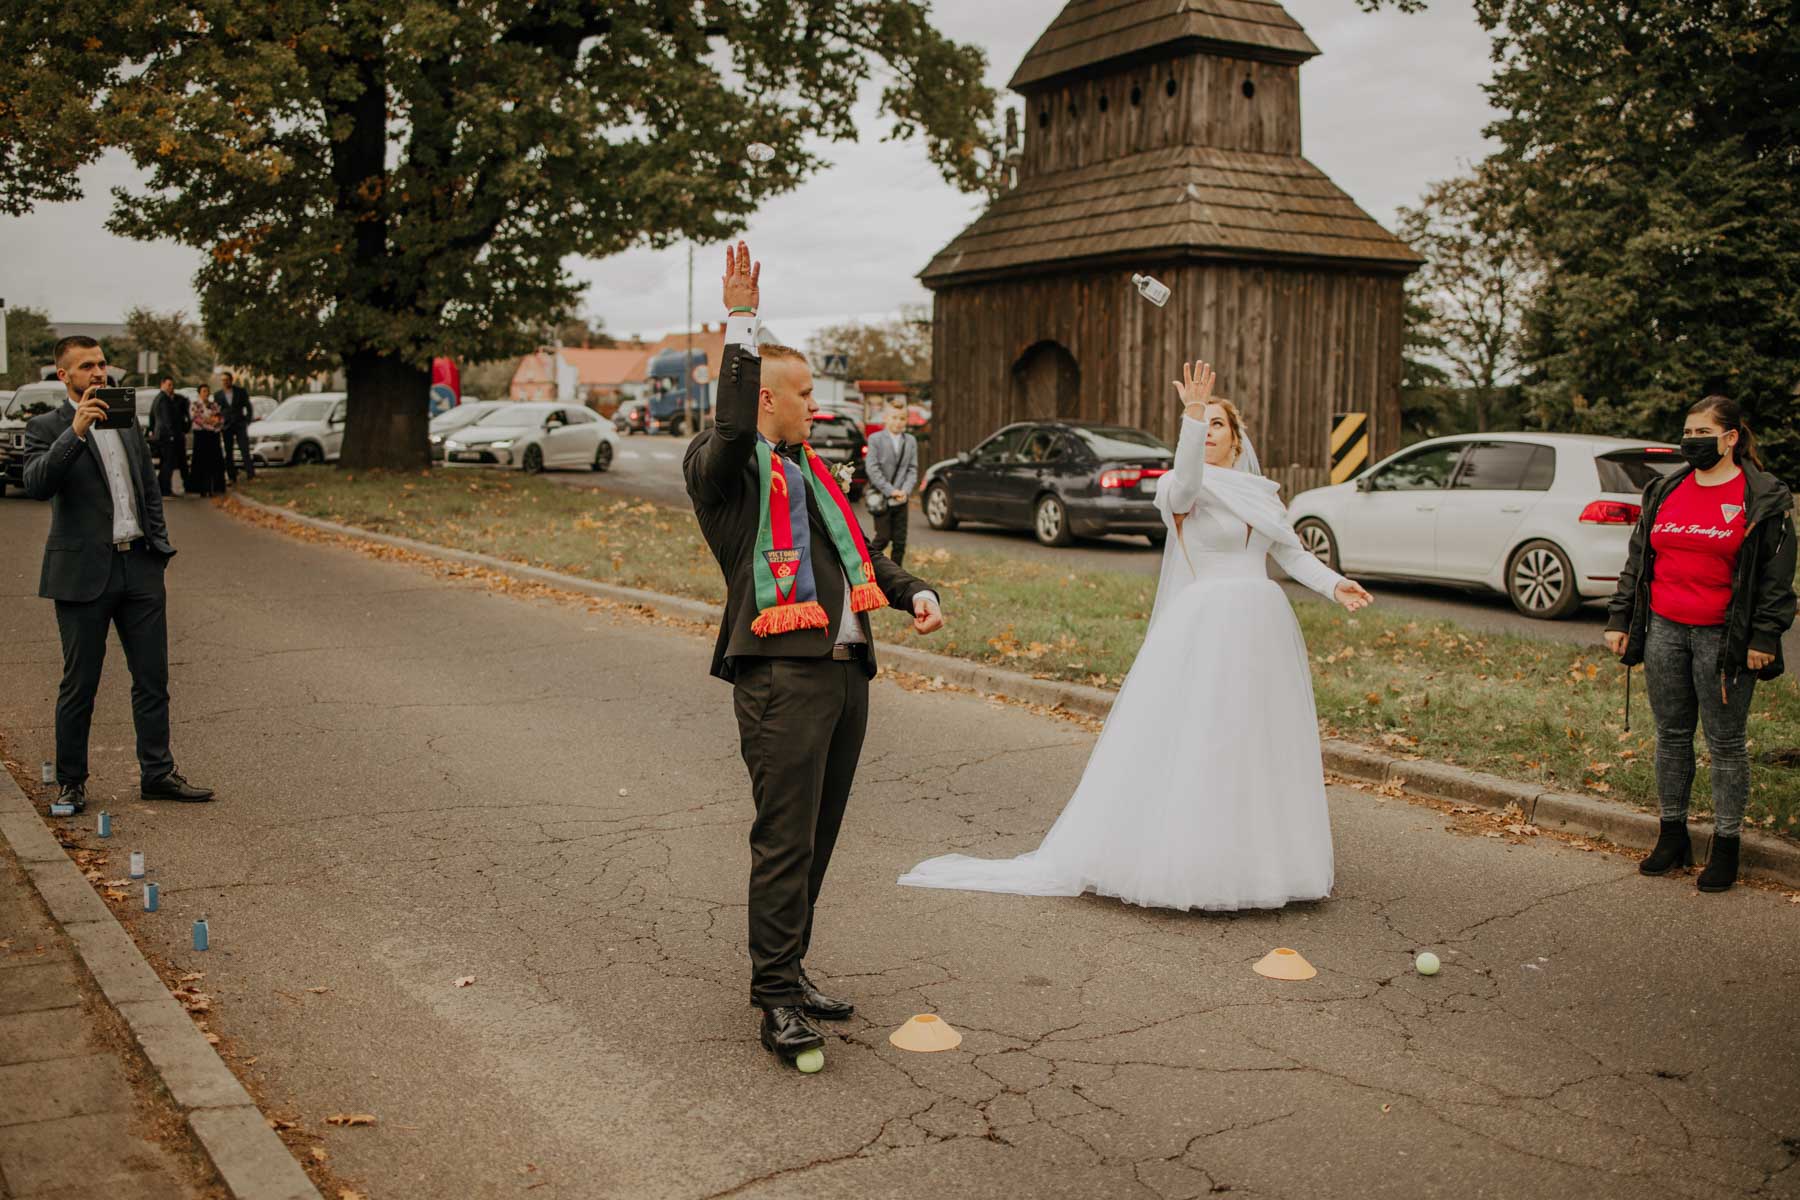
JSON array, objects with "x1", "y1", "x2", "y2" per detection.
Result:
[{"x1": 1330, "y1": 411, "x2": 1370, "y2": 485}]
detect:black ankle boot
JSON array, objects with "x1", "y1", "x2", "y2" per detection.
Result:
[
  {"x1": 1639, "y1": 819, "x2": 1693, "y2": 875},
  {"x1": 1697, "y1": 834, "x2": 1739, "y2": 893}
]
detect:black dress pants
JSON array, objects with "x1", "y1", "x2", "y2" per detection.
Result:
[
  {"x1": 732, "y1": 655, "x2": 869, "y2": 1006},
  {"x1": 223, "y1": 424, "x2": 255, "y2": 481},
  {"x1": 869, "y1": 502, "x2": 909, "y2": 568},
  {"x1": 52, "y1": 547, "x2": 174, "y2": 787},
  {"x1": 155, "y1": 437, "x2": 188, "y2": 496}
]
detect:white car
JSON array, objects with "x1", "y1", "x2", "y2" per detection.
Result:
[
  {"x1": 428, "y1": 400, "x2": 513, "y2": 462},
  {"x1": 248, "y1": 392, "x2": 348, "y2": 466},
  {"x1": 443, "y1": 402, "x2": 618, "y2": 473},
  {"x1": 1287, "y1": 433, "x2": 1682, "y2": 619}
]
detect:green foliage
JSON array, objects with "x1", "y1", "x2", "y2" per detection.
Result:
[
  {"x1": 1397, "y1": 171, "x2": 1537, "y2": 434},
  {"x1": 2, "y1": 306, "x2": 57, "y2": 389},
  {"x1": 806, "y1": 305, "x2": 932, "y2": 382},
  {"x1": 1, "y1": 1, "x2": 996, "y2": 466},
  {"x1": 108, "y1": 308, "x2": 215, "y2": 385},
  {"x1": 1474, "y1": 0, "x2": 1800, "y2": 476}
]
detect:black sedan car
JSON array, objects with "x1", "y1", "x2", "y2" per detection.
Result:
[
  {"x1": 805, "y1": 409, "x2": 868, "y2": 501},
  {"x1": 922, "y1": 422, "x2": 1173, "y2": 546}
]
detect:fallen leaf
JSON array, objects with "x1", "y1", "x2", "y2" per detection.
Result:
[
  {"x1": 1381, "y1": 1103, "x2": 1393, "y2": 1114},
  {"x1": 339, "y1": 1190, "x2": 368, "y2": 1200},
  {"x1": 326, "y1": 1113, "x2": 377, "y2": 1127},
  {"x1": 267, "y1": 1117, "x2": 299, "y2": 1132},
  {"x1": 311, "y1": 1147, "x2": 330, "y2": 1163},
  {"x1": 102, "y1": 888, "x2": 129, "y2": 902},
  {"x1": 205, "y1": 1032, "x2": 222, "y2": 1045},
  {"x1": 305, "y1": 986, "x2": 330, "y2": 994},
  {"x1": 179, "y1": 972, "x2": 205, "y2": 983},
  {"x1": 454, "y1": 976, "x2": 477, "y2": 988}
]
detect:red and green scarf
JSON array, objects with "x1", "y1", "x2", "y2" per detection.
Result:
[{"x1": 751, "y1": 440, "x2": 887, "y2": 636}]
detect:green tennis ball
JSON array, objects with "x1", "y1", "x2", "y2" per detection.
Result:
[
  {"x1": 1415, "y1": 952, "x2": 1441, "y2": 976},
  {"x1": 794, "y1": 1048, "x2": 825, "y2": 1074}
]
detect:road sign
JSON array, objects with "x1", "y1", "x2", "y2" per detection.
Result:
[
  {"x1": 1330, "y1": 411, "x2": 1369, "y2": 484},
  {"x1": 0, "y1": 299, "x2": 7, "y2": 375},
  {"x1": 137, "y1": 350, "x2": 159, "y2": 375},
  {"x1": 692, "y1": 364, "x2": 711, "y2": 385},
  {"x1": 821, "y1": 353, "x2": 849, "y2": 377}
]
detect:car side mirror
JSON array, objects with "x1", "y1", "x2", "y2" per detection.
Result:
[
  {"x1": 958, "y1": 451, "x2": 972, "y2": 463},
  {"x1": 1354, "y1": 475, "x2": 1374, "y2": 493}
]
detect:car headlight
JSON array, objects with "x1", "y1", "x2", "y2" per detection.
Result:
[
  {"x1": 260, "y1": 432, "x2": 295, "y2": 445},
  {"x1": 445, "y1": 439, "x2": 465, "y2": 451},
  {"x1": 428, "y1": 434, "x2": 444, "y2": 445},
  {"x1": 486, "y1": 439, "x2": 514, "y2": 449}
]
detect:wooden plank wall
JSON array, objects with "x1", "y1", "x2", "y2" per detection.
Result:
[
  {"x1": 930, "y1": 262, "x2": 1404, "y2": 490},
  {"x1": 1020, "y1": 54, "x2": 1301, "y2": 178}
]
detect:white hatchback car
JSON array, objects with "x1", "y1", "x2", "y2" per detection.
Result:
[
  {"x1": 1287, "y1": 433, "x2": 1682, "y2": 619},
  {"x1": 442, "y1": 402, "x2": 618, "y2": 473},
  {"x1": 248, "y1": 392, "x2": 348, "y2": 466}
]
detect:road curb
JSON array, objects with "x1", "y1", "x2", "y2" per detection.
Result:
[
  {"x1": 0, "y1": 770, "x2": 322, "y2": 1200},
  {"x1": 233, "y1": 495, "x2": 1800, "y2": 890}
]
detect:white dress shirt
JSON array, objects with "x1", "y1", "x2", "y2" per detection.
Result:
[
  {"x1": 86, "y1": 426, "x2": 146, "y2": 543},
  {"x1": 723, "y1": 315, "x2": 935, "y2": 645}
]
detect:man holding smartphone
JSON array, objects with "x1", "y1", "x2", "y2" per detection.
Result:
[{"x1": 21, "y1": 336, "x2": 213, "y2": 812}]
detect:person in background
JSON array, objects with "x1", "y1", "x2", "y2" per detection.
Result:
[
  {"x1": 216, "y1": 371, "x2": 255, "y2": 483},
  {"x1": 1605, "y1": 394, "x2": 1796, "y2": 892},
  {"x1": 148, "y1": 376, "x2": 190, "y2": 497},
  {"x1": 187, "y1": 383, "x2": 228, "y2": 497},
  {"x1": 864, "y1": 402, "x2": 918, "y2": 567}
]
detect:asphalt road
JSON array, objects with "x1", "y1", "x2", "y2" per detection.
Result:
[
  {"x1": 3, "y1": 495, "x2": 1798, "y2": 1199},
  {"x1": 557, "y1": 432, "x2": 1629, "y2": 645}
]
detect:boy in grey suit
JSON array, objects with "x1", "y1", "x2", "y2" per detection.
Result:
[{"x1": 864, "y1": 404, "x2": 917, "y2": 567}]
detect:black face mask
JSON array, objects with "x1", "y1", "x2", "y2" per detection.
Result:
[{"x1": 1680, "y1": 436, "x2": 1725, "y2": 471}]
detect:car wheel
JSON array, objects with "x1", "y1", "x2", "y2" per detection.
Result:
[
  {"x1": 1034, "y1": 494, "x2": 1073, "y2": 547},
  {"x1": 1295, "y1": 518, "x2": 1340, "y2": 573},
  {"x1": 924, "y1": 482, "x2": 958, "y2": 530},
  {"x1": 667, "y1": 415, "x2": 685, "y2": 437},
  {"x1": 523, "y1": 444, "x2": 544, "y2": 474},
  {"x1": 292, "y1": 442, "x2": 323, "y2": 466},
  {"x1": 592, "y1": 442, "x2": 613, "y2": 472},
  {"x1": 1507, "y1": 539, "x2": 1580, "y2": 619}
]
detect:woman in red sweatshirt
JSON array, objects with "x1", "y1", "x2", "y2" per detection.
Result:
[{"x1": 1605, "y1": 396, "x2": 1796, "y2": 892}]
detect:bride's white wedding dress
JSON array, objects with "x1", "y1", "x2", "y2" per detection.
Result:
[{"x1": 898, "y1": 415, "x2": 1347, "y2": 911}]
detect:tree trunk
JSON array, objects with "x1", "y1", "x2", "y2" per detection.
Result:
[{"x1": 339, "y1": 351, "x2": 430, "y2": 470}]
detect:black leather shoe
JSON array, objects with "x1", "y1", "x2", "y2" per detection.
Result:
[
  {"x1": 760, "y1": 1006, "x2": 825, "y2": 1058},
  {"x1": 798, "y1": 967, "x2": 855, "y2": 1020},
  {"x1": 57, "y1": 783, "x2": 87, "y2": 814},
  {"x1": 141, "y1": 772, "x2": 215, "y2": 802},
  {"x1": 1697, "y1": 834, "x2": 1739, "y2": 893},
  {"x1": 1639, "y1": 819, "x2": 1693, "y2": 875}
]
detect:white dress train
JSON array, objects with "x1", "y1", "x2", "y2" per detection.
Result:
[{"x1": 898, "y1": 416, "x2": 1346, "y2": 911}]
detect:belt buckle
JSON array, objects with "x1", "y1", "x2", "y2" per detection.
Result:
[{"x1": 114, "y1": 539, "x2": 131, "y2": 552}]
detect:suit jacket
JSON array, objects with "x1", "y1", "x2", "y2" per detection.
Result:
[
  {"x1": 22, "y1": 401, "x2": 176, "y2": 602},
  {"x1": 149, "y1": 390, "x2": 191, "y2": 444},
  {"x1": 685, "y1": 344, "x2": 933, "y2": 682},
  {"x1": 218, "y1": 385, "x2": 252, "y2": 430},
  {"x1": 864, "y1": 429, "x2": 918, "y2": 512}
]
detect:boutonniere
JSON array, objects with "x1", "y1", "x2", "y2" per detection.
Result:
[{"x1": 831, "y1": 461, "x2": 855, "y2": 492}]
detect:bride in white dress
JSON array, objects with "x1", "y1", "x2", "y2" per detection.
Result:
[{"x1": 899, "y1": 361, "x2": 1374, "y2": 911}]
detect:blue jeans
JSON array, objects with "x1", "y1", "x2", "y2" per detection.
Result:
[{"x1": 1643, "y1": 615, "x2": 1756, "y2": 837}]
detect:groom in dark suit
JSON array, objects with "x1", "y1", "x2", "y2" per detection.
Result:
[
  {"x1": 685, "y1": 242, "x2": 945, "y2": 1065},
  {"x1": 23, "y1": 336, "x2": 213, "y2": 812}
]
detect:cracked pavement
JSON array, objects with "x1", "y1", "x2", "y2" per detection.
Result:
[{"x1": 2, "y1": 497, "x2": 1797, "y2": 1200}]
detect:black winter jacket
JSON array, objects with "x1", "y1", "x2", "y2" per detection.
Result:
[{"x1": 1604, "y1": 461, "x2": 1796, "y2": 683}]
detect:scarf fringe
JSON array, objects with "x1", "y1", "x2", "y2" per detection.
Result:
[
  {"x1": 850, "y1": 582, "x2": 888, "y2": 613},
  {"x1": 751, "y1": 601, "x2": 830, "y2": 637}
]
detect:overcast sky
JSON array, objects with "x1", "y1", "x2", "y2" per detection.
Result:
[{"x1": 0, "y1": 0, "x2": 1498, "y2": 353}]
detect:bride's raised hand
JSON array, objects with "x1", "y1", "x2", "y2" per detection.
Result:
[
  {"x1": 1172, "y1": 360, "x2": 1217, "y2": 420},
  {"x1": 1334, "y1": 579, "x2": 1373, "y2": 613}
]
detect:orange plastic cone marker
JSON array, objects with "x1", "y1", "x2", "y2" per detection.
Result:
[
  {"x1": 1252, "y1": 947, "x2": 1317, "y2": 981},
  {"x1": 889, "y1": 1014, "x2": 963, "y2": 1052}
]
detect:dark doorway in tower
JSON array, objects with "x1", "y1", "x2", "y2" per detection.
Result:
[{"x1": 1012, "y1": 341, "x2": 1080, "y2": 421}]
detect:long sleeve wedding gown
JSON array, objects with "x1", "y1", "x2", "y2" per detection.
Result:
[{"x1": 898, "y1": 415, "x2": 1346, "y2": 911}]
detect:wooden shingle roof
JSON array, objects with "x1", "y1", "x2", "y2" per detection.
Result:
[
  {"x1": 1010, "y1": 0, "x2": 1320, "y2": 91},
  {"x1": 919, "y1": 146, "x2": 1422, "y2": 285}
]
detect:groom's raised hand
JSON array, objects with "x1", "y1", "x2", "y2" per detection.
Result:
[
  {"x1": 912, "y1": 592, "x2": 944, "y2": 635},
  {"x1": 722, "y1": 240, "x2": 761, "y2": 313}
]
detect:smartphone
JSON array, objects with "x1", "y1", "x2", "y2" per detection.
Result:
[{"x1": 93, "y1": 387, "x2": 138, "y2": 430}]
